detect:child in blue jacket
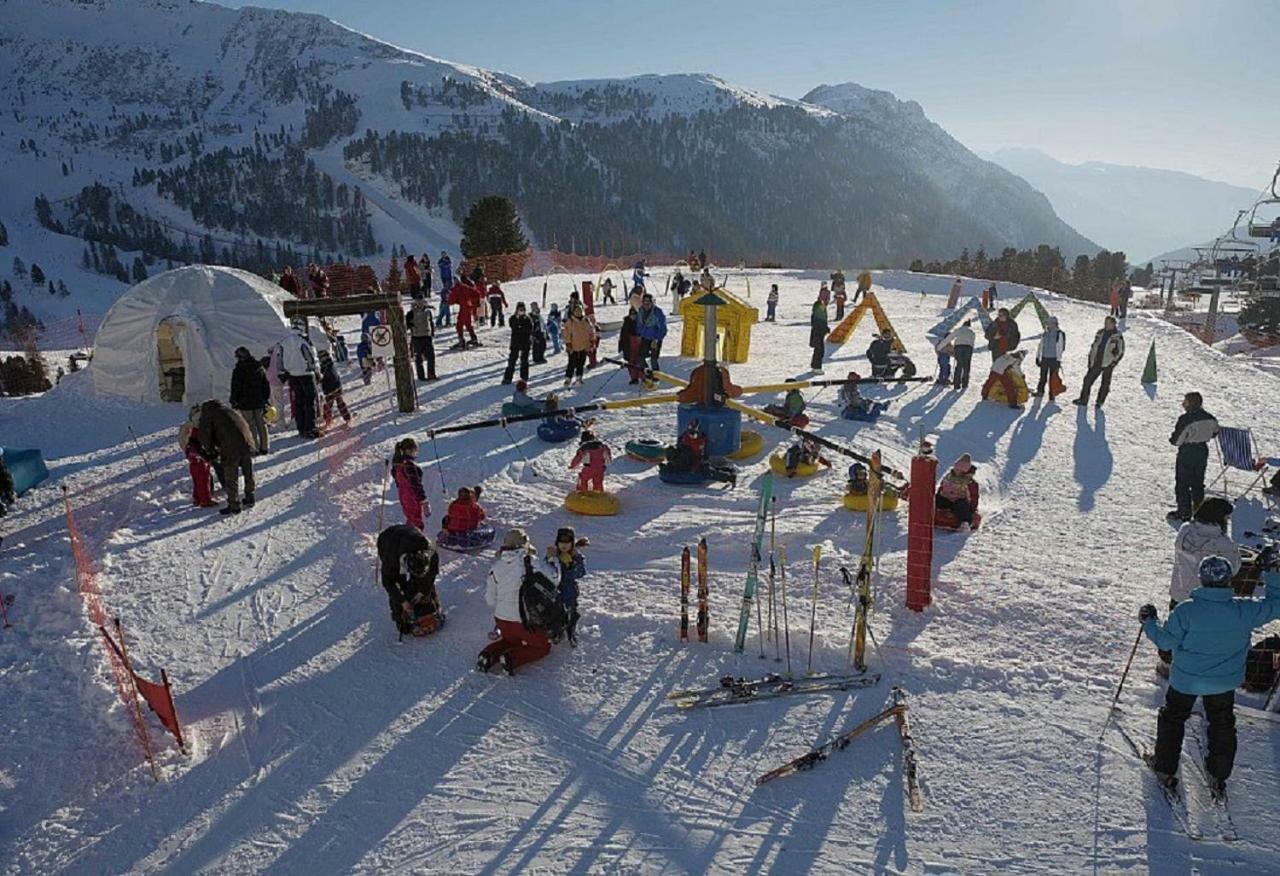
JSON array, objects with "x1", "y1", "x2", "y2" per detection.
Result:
[{"x1": 547, "y1": 526, "x2": 588, "y2": 646}]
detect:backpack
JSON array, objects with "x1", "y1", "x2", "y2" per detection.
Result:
[
  {"x1": 519, "y1": 555, "x2": 568, "y2": 638},
  {"x1": 1243, "y1": 634, "x2": 1280, "y2": 692}
]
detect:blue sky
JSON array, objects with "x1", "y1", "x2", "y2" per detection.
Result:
[{"x1": 226, "y1": 0, "x2": 1278, "y2": 188}]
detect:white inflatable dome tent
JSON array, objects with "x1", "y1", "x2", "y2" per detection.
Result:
[{"x1": 92, "y1": 265, "x2": 292, "y2": 404}]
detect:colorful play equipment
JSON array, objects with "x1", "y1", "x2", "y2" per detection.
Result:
[
  {"x1": 0, "y1": 447, "x2": 50, "y2": 496},
  {"x1": 564, "y1": 490, "x2": 621, "y2": 516},
  {"x1": 983, "y1": 369, "x2": 1030, "y2": 406},
  {"x1": 1007, "y1": 291, "x2": 1051, "y2": 329},
  {"x1": 726, "y1": 429, "x2": 764, "y2": 460},
  {"x1": 927, "y1": 296, "x2": 993, "y2": 340},
  {"x1": 769, "y1": 453, "x2": 823, "y2": 478},
  {"x1": 825, "y1": 292, "x2": 907, "y2": 351},
  {"x1": 624, "y1": 437, "x2": 667, "y2": 462},
  {"x1": 678, "y1": 287, "x2": 758, "y2": 363},
  {"x1": 437, "y1": 525, "x2": 498, "y2": 553},
  {"x1": 537, "y1": 417, "x2": 581, "y2": 443},
  {"x1": 502, "y1": 401, "x2": 543, "y2": 418}
]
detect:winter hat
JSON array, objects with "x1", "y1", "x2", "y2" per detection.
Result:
[
  {"x1": 516, "y1": 380, "x2": 527, "y2": 392},
  {"x1": 1193, "y1": 497, "x2": 1233, "y2": 527},
  {"x1": 503, "y1": 528, "x2": 529, "y2": 550},
  {"x1": 555, "y1": 526, "x2": 576, "y2": 545},
  {"x1": 187, "y1": 404, "x2": 202, "y2": 424},
  {"x1": 1198, "y1": 555, "x2": 1235, "y2": 587},
  {"x1": 235, "y1": 346, "x2": 252, "y2": 360}
]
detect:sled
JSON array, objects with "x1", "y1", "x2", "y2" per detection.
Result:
[
  {"x1": 624, "y1": 437, "x2": 667, "y2": 463},
  {"x1": 935, "y1": 508, "x2": 981, "y2": 531},
  {"x1": 437, "y1": 525, "x2": 497, "y2": 553},
  {"x1": 844, "y1": 490, "x2": 901, "y2": 512},
  {"x1": 657, "y1": 465, "x2": 713, "y2": 486},
  {"x1": 983, "y1": 370, "x2": 1030, "y2": 405},
  {"x1": 564, "y1": 490, "x2": 621, "y2": 516},
  {"x1": 769, "y1": 453, "x2": 825, "y2": 478},
  {"x1": 537, "y1": 418, "x2": 580, "y2": 443},
  {"x1": 726, "y1": 430, "x2": 765, "y2": 460}
]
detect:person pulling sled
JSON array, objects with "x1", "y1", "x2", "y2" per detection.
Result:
[{"x1": 377, "y1": 524, "x2": 444, "y2": 636}]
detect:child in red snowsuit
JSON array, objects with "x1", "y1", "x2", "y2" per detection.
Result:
[
  {"x1": 449, "y1": 279, "x2": 480, "y2": 347},
  {"x1": 444, "y1": 486, "x2": 486, "y2": 534},
  {"x1": 179, "y1": 421, "x2": 216, "y2": 508},
  {"x1": 392, "y1": 437, "x2": 429, "y2": 530},
  {"x1": 570, "y1": 430, "x2": 612, "y2": 492}
]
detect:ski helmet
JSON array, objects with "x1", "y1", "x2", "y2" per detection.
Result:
[
  {"x1": 1197, "y1": 555, "x2": 1235, "y2": 587},
  {"x1": 405, "y1": 549, "x2": 431, "y2": 578}
]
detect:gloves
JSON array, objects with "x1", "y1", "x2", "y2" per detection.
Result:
[{"x1": 1138, "y1": 604, "x2": 1158, "y2": 623}]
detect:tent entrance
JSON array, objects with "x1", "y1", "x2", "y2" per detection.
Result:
[{"x1": 156, "y1": 318, "x2": 186, "y2": 402}]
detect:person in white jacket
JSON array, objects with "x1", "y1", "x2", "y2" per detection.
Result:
[
  {"x1": 478, "y1": 528, "x2": 561, "y2": 675},
  {"x1": 279, "y1": 324, "x2": 321, "y2": 439},
  {"x1": 942, "y1": 320, "x2": 976, "y2": 390},
  {"x1": 1160, "y1": 497, "x2": 1241, "y2": 675},
  {"x1": 1032, "y1": 316, "x2": 1066, "y2": 401}
]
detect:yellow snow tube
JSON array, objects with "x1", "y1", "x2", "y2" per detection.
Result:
[
  {"x1": 986, "y1": 370, "x2": 1030, "y2": 405},
  {"x1": 769, "y1": 453, "x2": 820, "y2": 478},
  {"x1": 727, "y1": 430, "x2": 764, "y2": 460},
  {"x1": 564, "y1": 490, "x2": 621, "y2": 516},
  {"x1": 843, "y1": 491, "x2": 901, "y2": 512}
]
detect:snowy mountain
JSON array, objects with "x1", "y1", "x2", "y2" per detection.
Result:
[
  {"x1": 984, "y1": 148, "x2": 1260, "y2": 264},
  {"x1": 0, "y1": 0, "x2": 1095, "y2": 335}
]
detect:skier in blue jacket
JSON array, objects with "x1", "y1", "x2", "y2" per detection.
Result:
[
  {"x1": 635, "y1": 292, "x2": 667, "y2": 373},
  {"x1": 1139, "y1": 552, "x2": 1280, "y2": 795}
]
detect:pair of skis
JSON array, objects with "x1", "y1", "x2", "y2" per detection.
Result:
[
  {"x1": 734, "y1": 472, "x2": 775, "y2": 653},
  {"x1": 848, "y1": 451, "x2": 884, "y2": 672},
  {"x1": 679, "y1": 539, "x2": 709, "y2": 642},
  {"x1": 667, "y1": 671, "x2": 880, "y2": 710}
]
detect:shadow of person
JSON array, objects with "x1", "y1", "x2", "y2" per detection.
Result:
[
  {"x1": 1072, "y1": 407, "x2": 1112, "y2": 512},
  {"x1": 1005, "y1": 398, "x2": 1058, "y2": 483}
]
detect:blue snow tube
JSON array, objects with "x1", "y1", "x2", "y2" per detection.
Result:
[
  {"x1": 657, "y1": 464, "x2": 712, "y2": 486},
  {"x1": 0, "y1": 447, "x2": 50, "y2": 496},
  {"x1": 537, "y1": 418, "x2": 580, "y2": 443},
  {"x1": 436, "y1": 525, "x2": 497, "y2": 553}
]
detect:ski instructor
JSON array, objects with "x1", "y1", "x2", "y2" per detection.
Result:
[
  {"x1": 377, "y1": 524, "x2": 444, "y2": 636},
  {"x1": 1138, "y1": 551, "x2": 1280, "y2": 796}
]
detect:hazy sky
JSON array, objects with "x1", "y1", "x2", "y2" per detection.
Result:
[{"x1": 226, "y1": 0, "x2": 1278, "y2": 189}]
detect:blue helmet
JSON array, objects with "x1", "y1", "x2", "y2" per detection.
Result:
[{"x1": 1197, "y1": 555, "x2": 1235, "y2": 587}]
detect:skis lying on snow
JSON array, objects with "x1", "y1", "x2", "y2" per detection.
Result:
[
  {"x1": 667, "y1": 672, "x2": 880, "y2": 710},
  {"x1": 1109, "y1": 721, "x2": 1202, "y2": 841},
  {"x1": 1191, "y1": 732, "x2": 1239, "y2": 842}
]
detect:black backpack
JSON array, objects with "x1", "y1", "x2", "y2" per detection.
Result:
[{"x1": 519, "y1": 555, "x2": 568, "y2": 638}]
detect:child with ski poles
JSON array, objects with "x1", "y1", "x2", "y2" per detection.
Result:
[{"x1": 392, "y1": 437, "x2": 429, "y2": 530}]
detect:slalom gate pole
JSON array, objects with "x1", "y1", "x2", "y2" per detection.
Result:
[
  {"x1": 428, "y1": 433, "x2": 448, "y2": 496},
  {"x1": 501, "y1": 422, "x2": 536, "y2": 473},
  {"x1": 374, "y1": 457, "x2": 390, "y2": 588},
  {"x1": 779, "y1": 545, "x2": 792, "y2": 676},
  {"x1": 126, "y1": 426, "x2": 155, "y2": 477},
  {"x1": 806, "y1": 546, "x2": 821, "y2": 675},
  {"x1": 1099, "y1": 625, "x2": 1146, "y2": 739},
  {"x1": 115, "y1": 619, "x2": 161, "y2": 782}
]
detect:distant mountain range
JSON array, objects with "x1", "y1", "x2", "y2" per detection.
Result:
[
  {"x1": 0, "y1": 0, "x2": 1096, "y2": 330},
  {"x1": 983, "y1": 148, "x2": 1260, "y2": 263}
]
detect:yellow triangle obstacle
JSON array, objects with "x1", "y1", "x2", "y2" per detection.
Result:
[
  {"x1": 824, "y1": 292, "x2": 907, "y2": 353},
  {"x1": 1007, "y1": 291, "x2": 1050, "y2": 329}
]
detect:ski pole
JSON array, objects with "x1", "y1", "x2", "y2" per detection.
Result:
[
  {"x1": 1100, "y1": 625, "x2": 1145, "y2": 738},
  {"x1": 779, "y1": 545, "x2": 792, "y2": 676},
  {"x1": 769, "y1": 497, "x2": 778, "y2": 648},
  {"x1": 373, "y1": 457, "x2": 390, "y2": 589},
  {"x1": 806, "y1": 545, "x2": 822, "y2": 675},
  {"x1": 126, "y1": 425, "x2": 155, "y2": 477},
  {"x1": 756, "y1": 558, "x2": 766, "y2": 659},
  {"x1": 428, "y1": 430, "x2": 448, "y2": 496}
]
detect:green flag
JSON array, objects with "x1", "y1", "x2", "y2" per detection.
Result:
[{"x1": 1141, "y1": 340, "x2": 1157, "y2": 384}]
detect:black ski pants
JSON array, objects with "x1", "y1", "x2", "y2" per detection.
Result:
[
  {"x1": 1077, "y1": 364, "x2": 1115, "y2": 405},
  {"x1": 1154, "y1": 686, "x2": 1236, "y2": 779},
  {"x1": 1175, "y1": 443, "x2": 1209, "y2": 518},
  {"x1": 565, "y1": 350, "x2": 587, "y2": 382},
  {"x1": 412, "y1": 336, "x2": 436, "y2": 380},
  {"x1": 290, "y1": 375, "x2": 319, "y2": 436},
  {"x1": 504, "y1": 342, "x2": 531, "y2": 383},
  {"x1": 810, "y1": 342, "x2": 824, "y2": 370},
  {"x1": 952, "y1": 345, "x2": 973, "y2": 388}
]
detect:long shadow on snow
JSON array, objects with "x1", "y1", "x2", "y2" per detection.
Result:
[
  {"x1": 1004, "y1": 397, "x2": 1061, "y2": 484},
  {"x1": 1072, "y1": 407, "x2": 1112, "y2": 512},
  {"x1": 932, "y1": 398, "x2": 1019, "y2": 467}
]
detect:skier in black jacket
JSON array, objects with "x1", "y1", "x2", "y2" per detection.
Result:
[
  {"x1": 229, "y1": 347, "x2": 272, "y2": 454},
  {"x1": 1168, "y1": 392, "x2": 1219, "y2": 521},
  {"x1": 502, "y1": 303, "x2": 533, "y2": 384},
  {"x1": 377, "y1": 524, "x2": 443, "y2": 635}
]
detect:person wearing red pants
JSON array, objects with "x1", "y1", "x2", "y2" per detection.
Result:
[
  {"x1": 569, "y1": 430, "x2": 611, "y2": 493},
  {"x1": 477, "y1": 529, "x2": 560, "y2": 675},
  {"x1": 179, "y1": 421, "x2": 217, "y2": 508}
]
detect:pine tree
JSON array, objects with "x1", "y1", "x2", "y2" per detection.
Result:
[
  {"x1": 460, "y1": 196, "x2": 528, "y2": 258},
  {"x1": 13, "y1": 257, "x2": 26, "y2": 279},
  {"x1": 132, "y1": 256, "x2": 147, "y2": 282},
  {"x1": 1239, "y1": 296, "x2": 1280, "y2": 335},
  {"x1": 384, "y1": 255, "x2": 402, "y2": 292},
  {"x1": 30, "y1": 263, "x2": 45, "y2": 285},
  {"x1": 0, "y1": 219, "x2": 8, "y2": 246}
]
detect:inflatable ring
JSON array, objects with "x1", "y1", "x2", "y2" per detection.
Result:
[
  {"x1": 726, "y1": 429, "x2": 764, "y2": 460},
  {"x1": 501, "y1": 402, "x2": 542, "y2": 418},
  {"x1": 437, "y1": 524, "x2": 498, "y2": 553},
  {"x1": 769, "y1": 453, "x2": 820, "y2": 478},
  {"x1": 658, "y1": 465, "x2": 713, "y2": 486},
  {"x1": 842, "y1": 491, "x2": 901, "y2": 512},
  {"x1": 625, "y1": 437, "x2": 667, "y2": 463},
  {"x1": 841, "y1": 405, "x2": 882, "y2": 423},
  {"x1": 984, "y1": 371, "x2": 1030, "y2": 405},
  {"x1": 264, "y1": 404, "x2": 279, "y2": 424},
  {"x1": 564, "y1": 490, "x2": 620, "y2": 516},
  {"x1": 537, "y1": 418, "x2": 580, "y2": 443}
]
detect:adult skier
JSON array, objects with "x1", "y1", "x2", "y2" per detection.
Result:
[
  {"x1": 449, "y1": 277, "x2": 480, "y2": 349},
  {"x1": 194, "y1": 399, "x2": 256, "y2": 515},
  {"x1": 1032, "y1": 316, "x2": 1066, "y2": 401},
  {"x1": 376, "y1": 524, "x2": 443, "y2": 636},
  {"x1": 229, "y1": 346, "x2": 271, "y2": 454},
  {"x1": 809, "y1": 292, "x2": 829, "y2": 371},
  {"x1": 1073, "y1": 316, "x2": 1125, "y2": 408},
  {"x1": 1168, "y1": 391, "x2": 1219, "y2": 521},
  {"x1": 279, "y1": 323, "x2": 321, "y2": 439},
  {"x1": 1138, "y1": 553, "x2": 1280, "y2": 795},
  {"x1": 502, "y1": 302, "x2": 533, "y2": 384},
  {"x1": 636, "y1": 293, "x2": 667, "y2": 373},
  {"x1": 407, "y1": 299, "x2": 437, "y2": 382}
]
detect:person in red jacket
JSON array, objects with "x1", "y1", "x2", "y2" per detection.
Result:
[
  {"x1": 404, "y1": 255, "x2": 422, "y2": 298},
  {"x1": 444, "y1": 485, "x2": 486, "y2": 534},
  {"x1": 278, "y1": 265, "x2": 301, "y2": 297},
  {"x1": 569, "y1": 430, "x2": 612, "y2": 492},
  {"x1": 449, "y1": 279, "x2": 481, "y2": 348}
]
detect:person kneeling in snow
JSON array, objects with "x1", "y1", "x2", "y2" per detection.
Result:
[
  {"x1": 392, "y1": 437, "x2": 429, "y2": 530},
  {"x1": 478, "y1": 528, "x2": 563, "y2": 675},
  {"x1": 546, "y1": 527, "x2": 590, "y2": 646},
  {"x1": 443, "y1": 486, "x2": 486, "y2": 535},
  {"x1": 570, "y1": 430, "x2": 612, "y2": 493},
  {"x1": 935, "y1": 454, "x2": 980, "y2": 529},
  {"x1": 1139, "y1": 553, "x2": 1280, "y2": 796},
  {"x1": 377, "y1": 524, "x2": 443, "y2": 636}
]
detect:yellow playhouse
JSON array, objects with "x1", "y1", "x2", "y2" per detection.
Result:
[{"x1": 679, "y1": 287, "x2": 758, "y2": 363}]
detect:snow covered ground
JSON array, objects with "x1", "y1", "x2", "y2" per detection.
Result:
[{"x1": 2, "y1": 270, "x2": 1278, "y2": 874}]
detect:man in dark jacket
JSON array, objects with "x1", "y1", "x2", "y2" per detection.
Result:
[
  {"x1": 866, "y1": 333, "x2": 892, "y2": 378},
  {"x1": 1073, "y1": 316, "x2": 1125, "y2": 408},
  {"x1": 809, "y1": 295, "x2": 829, "y2": 371},
  {"x1": 229, "y1": 347, "x2": 271, "y2": 454},
  {"x1": 502, "y1": 303, "x2": 534, "y2": 384},
  {"x1": 984, "y1": 308, "x2": 1020, "y2": 362},
  {"x1": 377, "y1": 524, "x2": 443, "y2": 635},
  {"x1": 195, "y1": 399, "x2": 256, "y2": 515},
  {"x1": 1168, "y1": 391, "x2": 1219, "y2": 521},
  {"x1": 406, "y1": 300, "x2": 437, "y2": 382}
]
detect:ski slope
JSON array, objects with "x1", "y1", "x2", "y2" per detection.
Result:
[{"x1": 2, "y1": 270, "x2": 1278, "y2": 874}]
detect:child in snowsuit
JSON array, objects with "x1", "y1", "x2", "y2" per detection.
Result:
[
  {"x1": 547, "y1": 526, "x2": 589, "y2": 646},
  {"x1": 392, "y1": 437, "x2": 429, "y2": 530},
  {"x1": 318, "y1": 349, "x2": 352, "y2": 427},
  {"x1": 783, "y1": 438, "x2": 830, "y2": 477},
  {"x1": 570, "y1": 430, "x2": 612, "y2": 493},
  {"x1": 530, "y1": 302, "x2": 548, "y2": 364},
  {"x1": 936, "y1": 454, "x2": 980, "y2": 528},
  {"x1": 444, "y1": 486, "x2": 486, "y2": 535},
  {"x1": 546, "y1": 304, "x2": 563, "y2": 355},
  {"x1": 178, "y1": 421, "x2": 217, "y2": 508},
  {"x1": 847, "y1": 462, "x2": 869, "y2": 496},
  {"x1": 764, "y1": 388, "x2": 806, "y2": 423}
]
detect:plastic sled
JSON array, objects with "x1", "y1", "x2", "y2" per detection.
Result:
[
  {"x1": 984, "y1": 371, "x2": 1029, "y2": 406},
  {"x1": 409, "y1": 609, "x2": 447, "y2": 637},
  {"x1": 934, "y1": 508, "x2": 981, "y2": 531},
  {"x1": 537, "y1": 418, "x2": 580, "y2": 443},
  {"x1": 0, "y1": 447, "x2": 50, "y2": 496},
  {"x1": 624, "y1": 438, "x2": 667, "y2": 463},
  {"x1": 658, "y1": 464, "x2": 713, "y2": 486},
  {"x1": 726, "y1": 430, "x2": 764, "y2": 460},
  {"x1": 564, "y1": 490, "x2": 621, "y2": 516},
  {"x1": 843, "y1": 490, "x2": 901, "y2": 512},
  {"x1": 501, "y1": 402, "x2": 542, "y2": 418},
  {"x1": 769, "y1": 453, "x2": 822, "y2": 478},
  {"x1": 437, "y1": 525, "x2": 498, "y2": 553}
]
